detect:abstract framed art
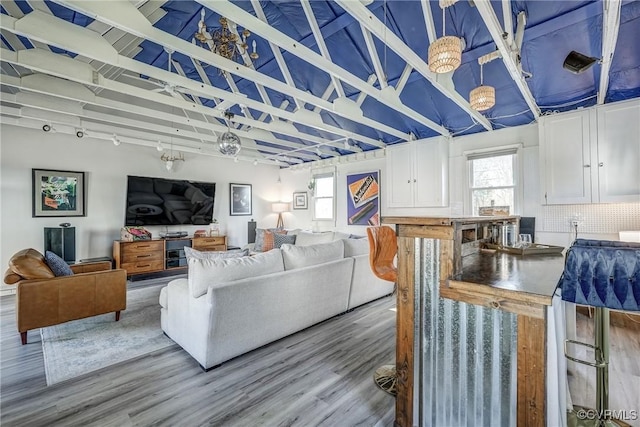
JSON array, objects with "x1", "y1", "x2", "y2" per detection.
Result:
[
  {"x1": 346, "y1": 171, "x2": 380, "y2": 226},
  {"x1": 32, "y1": 169, "x2": 86, "y2": 217},
  {"x1": 230, "y1": 183, "x2": 252, "y2": 215},
  {"x1": 292, "y1": 191, "x2": 308, "y2": 210}
]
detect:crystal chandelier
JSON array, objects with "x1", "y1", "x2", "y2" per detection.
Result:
[
  {"x1": 194, "y1": 8, "x2": 258, "y2": 72},
  {"x1": 428, "y1": 2, "x2": 462, "y2": 74},
  {"x1": 469, "y1": 61, "x2": 496, "y2": 111},
  {"x1": 218, "y1": 111, "x2": 242, "y2": 156}
]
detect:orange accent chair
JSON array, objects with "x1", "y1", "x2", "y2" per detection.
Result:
[
  {"x1": 367, "y1": 226, "x2": 398, "y2": 396},
  {"x1": 3, "y1": 248, "x2": 127, "y2": 344}
]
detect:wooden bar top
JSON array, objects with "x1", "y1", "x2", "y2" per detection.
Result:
[
  {"x1": 456, "y1": 252, "x2": 564, "y2": 300},
  {"x1": 383, "y1": 215, "x2": 519, "y2": 226}
]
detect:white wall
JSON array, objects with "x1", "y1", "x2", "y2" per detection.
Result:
[
  {"x1": 281, "y1": 121, "x2": 640, "y2": 247},
  {"x1": 0, "y1": 124, "x2": 281, "y2": 286}
]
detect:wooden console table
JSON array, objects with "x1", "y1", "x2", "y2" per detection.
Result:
[
  {"x1": 113, "y1": 236, "x2": 227, "y2": 276},
  {"x1": 382, "y1": 216, "x2": 564, "y2": 427}
]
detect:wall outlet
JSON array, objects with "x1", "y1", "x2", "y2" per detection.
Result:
[{"x1": 569, "y1": 213, "x2": 584, "y2": 228}]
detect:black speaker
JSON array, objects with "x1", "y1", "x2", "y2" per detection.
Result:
[
  {"x1": 248, "y1": 220, "x2": 257, "y2": 244},
  {"x1": 44, "y1": 227, "x2": 76, "y2": 264},
  {"x1": 519, "y1": 217, "x2": 536, "y2": 243}
]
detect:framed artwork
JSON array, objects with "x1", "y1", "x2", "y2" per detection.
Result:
[
  {"x1": 32, "y1": 169, "x2": 86, "y2": 217},
  {"x1": 230, "y1": 183, "x2": 252, "y2": 215},
  {"x1": 346, "y1": 171, "x2": 380, "y2": 226},
  {"x1": 292, "y1": 191, "x2": 308, "y2": 210}
]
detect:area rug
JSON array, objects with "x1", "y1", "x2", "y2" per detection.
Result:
[{"x1": 41, "y1": 284, "x2": 175, "y2": 386}]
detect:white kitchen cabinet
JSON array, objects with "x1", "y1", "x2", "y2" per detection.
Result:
[
  {"x1": 386, "y1": 138, "x2": 449, "y2": 207},
  {"x1": 539, "y1": 99, "x2": 640, "y2": 205}
]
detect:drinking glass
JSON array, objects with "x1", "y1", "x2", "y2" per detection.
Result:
[{"x1": 518, "y1": 234, "x2": 532, "y2": 249}]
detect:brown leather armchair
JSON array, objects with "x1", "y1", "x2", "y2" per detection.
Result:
[{"x1": 3, "y1": 249, "x2": 127, "y2": 344}]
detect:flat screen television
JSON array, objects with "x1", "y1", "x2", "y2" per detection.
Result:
[{"x1": 124, "y1": 175, "x2": 215, "y2": 226}]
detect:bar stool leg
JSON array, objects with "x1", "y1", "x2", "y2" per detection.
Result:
[{"x1": 595, "y1": 308, "x2": 609, "y2": 423}]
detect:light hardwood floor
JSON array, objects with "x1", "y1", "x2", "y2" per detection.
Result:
[
  {"x1": 0, "y1": 281, "x2": 396, "y2": 427},
  {"x1": 568, "y1": 311, "x2": 640, "y2": 427}
]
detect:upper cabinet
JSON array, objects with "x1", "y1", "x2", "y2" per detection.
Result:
[
  {"x1": 386, "y1": 138, "x2": 449, "y2": 208},
  {"x1": 539, "y1": 99, "x2": 640, "y2": 205}
]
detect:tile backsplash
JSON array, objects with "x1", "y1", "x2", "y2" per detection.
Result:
[{"x1": 541, "y1": 203, "x2": 640, "y2": 234}]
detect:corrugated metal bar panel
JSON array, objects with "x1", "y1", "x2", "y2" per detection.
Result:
[{"x1": 417, "y1": 238, "x2": 518, "y2": 427}]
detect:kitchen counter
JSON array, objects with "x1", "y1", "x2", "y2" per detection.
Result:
[{"x1": 382, "y1": 215, "x2": 564, "y2": 427}]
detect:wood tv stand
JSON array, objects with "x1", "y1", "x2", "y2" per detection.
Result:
[{"x1": 113, "y1": 236, "x2": 227, "y2": 276}]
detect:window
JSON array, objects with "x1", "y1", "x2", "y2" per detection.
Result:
[
  {"x1": 312, "y1": 173, "x2": 335, "y2": 220},
  {"x1": 468, "y1": 149, "x2": 519, "y2": 216}
]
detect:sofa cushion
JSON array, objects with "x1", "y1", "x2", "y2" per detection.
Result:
[
  {"x1": 184, "y1": 246, "x2": 248, "y2": 260},
  {"x1": 281, "y1": 240, "x2": 344, "y2": 270},
  {"x1": 274, "y1": 233, "x2": 296, "y2": 248},
  {"x1": 294, "y1": 231, "x2": 334, "y2": 246},
  {"x1": 188, "y1": 249, "x2": 285, "y2": 298},
  {"x1": 159, "y1": 285, "x2": 168, "y2": 308},
  {"x1": 8, "y1": 248, "x2": 55, "y2": 280},
  {"x1": 333, "y1": 231, "x2": 351, "y2": 241},
  {"x1": 343, "y1": 237, "x2": 370, "y2": 257},
  {"x1": 44, "y1": 251, "x2": 74, "y2": 277},
  {"x1": 254, "y1": 228, "x2": 286, "y2": 252}
]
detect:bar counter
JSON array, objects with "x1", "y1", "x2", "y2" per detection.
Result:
[{"x1": 382, "y1": 216, "x2": 566, "y2": 427}]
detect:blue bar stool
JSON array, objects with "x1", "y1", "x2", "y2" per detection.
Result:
[{"x1": 558, "y1": 239, "x2": 640, "y2": 426}]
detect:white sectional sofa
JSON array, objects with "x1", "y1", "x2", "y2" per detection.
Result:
[{"x1": 159, "y1": 238, "x2": 394, "y2": 370}]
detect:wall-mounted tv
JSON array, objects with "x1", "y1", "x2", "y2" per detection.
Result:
[{"x1": 125, "y1": 176, "x2": 215, "y2": 226}]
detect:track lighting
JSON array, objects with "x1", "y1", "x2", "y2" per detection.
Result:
[
  {"x1": 42, "y1": 124, "x2": 51, "y2": 132},
  {"x1": 253, "y1": 159, "x2": 258, "y2": 166},
  {"x1": 111, "y1": 135, "x2": 120, "y2": 146},
  {"x1": 75, "y1": 129, "x2": 85, "y2": 138},
  {"x1": 156, "y1": 141, "x2": 164, "y2": 152}
]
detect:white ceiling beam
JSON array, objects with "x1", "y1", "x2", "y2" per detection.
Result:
[
  {"x1": 396, "y1": 64, "x2": 413, "y2": 94},
  {"x1": 313, "y1": 84, "x2": 335, "y2": 113},
  {"x1": 197, "y1": 0, "x2": 444, "y2": 137},
  {"x1": 0, "y1": 53, "x2": 328, "y2": 159},
  {"x1": 360, "y1": 26, "x2": 387, "y2": 89},
  {"x1": 250, "y1": 0, "x2": 303, "y2": 111},
  {"x1": 337, "y1": 0, "x2": 492, "y2": 131},
  {"x1": 4, "y1": 0, "x2": 51, "y2": 52},
  {"x1": 420, "y1": 0, "x2": 437, "y2": 43},
  {"x1": 0, "y1": 15, "x2": 377, "y2": 151},
  {"x1": 0, "y1": 75, "x2": 320, "y2": 162},
  {"x1": 357, "y1": 75, "x2": 378, "y2": 106},
  {"x1": 502, "y1": 0, "x2": 515, "y2": 47},
  {"x1": 598, "y1": 0, "x2": 622, "y2": 104},
  {"x1": 300, "y1": 0, "x2": 345, "y2": 98},
  {"x1": 47, "y1": 1, "x2": 393, "y2": 145},
  {"x1": 474, "y1": 0, "x2": 540, "y2": 118}
]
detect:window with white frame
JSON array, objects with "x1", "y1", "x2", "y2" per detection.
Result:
[
  {"x1": 312, "y1": 172, "x2": 335, "y2": 220},
  {"x1": 468, "y1": 149, "x2": 519, "y2": 216}
]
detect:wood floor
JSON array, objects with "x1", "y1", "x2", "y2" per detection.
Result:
[
  {"x1": 568, "y1": 311, "x2": 640, "y2": 427},
  {"x1": 0, "y1": 280, "x2": 396, "y2": 427},
  {"x1": 2, "y1": 279, "x2": 638, "y2": 427}
]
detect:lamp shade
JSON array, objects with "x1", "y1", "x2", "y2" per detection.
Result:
[
  {"x1": 469, "y1": 85, "x2": 496, "y2": 111},
  {"x1": 271, "y1": 202, "x2": 289, "y2": 213},
  {"x1": 428, "y1": 36, "x2": 462, "y2": 74}
]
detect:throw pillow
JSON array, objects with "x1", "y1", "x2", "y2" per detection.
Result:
[
  {"x1": 280, "y1": 240, "x2": 344, "y2": 270},
  {"x1": 343, "y1": 237, "x2": 370, "y2": 257},
  {"x1": 44, "y1": 251, "x2": 74, "y2": 277},
  {"x1": 254, "y1": 228, "x2": 287, "y2": 252},
  {"x1": 184, "y1": 246, "x2": 249, "y2": 260},
  {"x1": 188, "y1": 249, "x2": 285, "y2": 298},
  {"x1": 273, "y1": 233, "x2": 296, "y2": 248}
]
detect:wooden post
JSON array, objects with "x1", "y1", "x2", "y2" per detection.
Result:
[
  {"x1": 517, "y1": 314, "x2": 546, "y2": 426},
  {"x1": 395, "y1": 234, "x2": 415, "y2": 427}
]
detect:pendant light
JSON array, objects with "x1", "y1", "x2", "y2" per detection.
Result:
[
  {"x1": 428, "y1": 2, "x2": 462, "y2": 74},
  {"x1": 469, "y1": 61, "x2": 496, "y2": 111},
  {"x1": 218, "y1": 111, "x2": 242, "y2": 156}
]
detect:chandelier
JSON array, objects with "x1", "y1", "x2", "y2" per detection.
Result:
[
  {"x1": 428, "y1": 2, "x2": 462, "y2": 74},
  {"x1": 469, "y1": 58, "x2": 496, "y2": 111},
  {"x1": 218, "y1": 111, "x2": 242, "y2": 156},
  {"x1": 194, "y1": 8, "x2": 258, "y2": 72}
]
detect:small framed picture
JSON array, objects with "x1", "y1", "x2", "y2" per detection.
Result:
[
  {"x1": 292, "y1": 191, "x2": 308, "y2": 210},
  {"x1": 32, "y1": 169, "x2": 86, "y2": 217},
  {"x1": 230, "y1": 183, "x2": 252, "y2": 216}
]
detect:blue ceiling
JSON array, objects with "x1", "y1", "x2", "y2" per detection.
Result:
[{"x1": 3, "y1": 0, "x2": 640, "y2": 162}]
